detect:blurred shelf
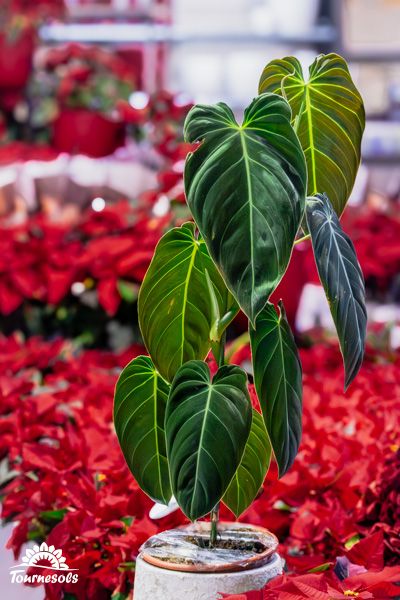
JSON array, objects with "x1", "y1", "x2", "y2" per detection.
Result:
[
  {"x1": 362, "y1": 154, "x2": 400, "y2": 165},
  {"x1": 65, "y1": 8, "x2": 152, "y2": 21},
  {"x1": 65, "y1": 8, "x2": 151, "y2": 20},
  {"x1": 64, "y1": 3, "x2": 170, "y2": 23},
  {"x1": 39, "y1": 22, "x2": 337, "y2": 46},
  {"x1": 346, "y1": 50, "x2": 400, "y2": 63},
  {"x1": 362, "y1": 120, "x2": 400, "y2": 165}
]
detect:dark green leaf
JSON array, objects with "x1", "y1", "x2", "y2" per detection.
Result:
[
  {"x1": 250, "y1": 301, "x2": 302, "y2": 477},
  {"x1": 138, "y1": 222, "x2": 236, "y2": 381},
  {"x1": 114, "y1": 355, "x2": 171, "y2": 504},
  {"x1": 223, "y1": 409, "x2": 271, "y2": 517},
  {"x1": 306, "y1": 193, "x2": 367, "y2": 389},
  {"x1": 259, "y1": 53, "x2": 365, "y2": 217},
  {"x1": 165, "y1": 360, "x2": 252, "y2": 520},
  {"x1": 184, "y1": 94, "x2": 307, "y2": 325}
]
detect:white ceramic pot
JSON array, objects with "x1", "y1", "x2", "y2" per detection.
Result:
[
  {"x1": 134, "y1": 523, "x2": 283, "y2": 600},
  {"x1": 134, "y1": 553, "x2": 283, "y2": 600},
  {"x1": 271, "y1": 0, "x2": 320, "y2": 36}
]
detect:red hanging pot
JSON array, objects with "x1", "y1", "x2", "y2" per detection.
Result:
[{"x1": 52, "y1": 109, "x2": 125, "y2": 157}]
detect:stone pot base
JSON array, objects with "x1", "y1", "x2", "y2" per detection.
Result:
[{"x1": 134, "y1": 553, "x2": 283, "y2": 600}]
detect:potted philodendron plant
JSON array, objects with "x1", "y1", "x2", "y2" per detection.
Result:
[{"x1": 114, "y1": 53, "x2": 367, "y2": 599}]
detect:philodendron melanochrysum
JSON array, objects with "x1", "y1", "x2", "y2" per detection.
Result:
[{"x1": 114, "y1": 53, "x2": 367, "y2": 540}]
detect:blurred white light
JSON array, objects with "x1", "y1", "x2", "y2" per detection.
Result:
[
  {"x1": 129, "y1": 91, "x2": 150, "y2": 110},
  {"x1": 371, "y1": 303, "x2": 400, "y2": 323},
  {"x1": 92, "y1": 197, "x2": 106, "y2": 212},
  {"x1": 71, "y1": 282, "x2": 85, "y2": 296},
  {"x1": 173, "y1": 92, "x2": 192, "y2": 107},
  {"x1": 296, "y1": 283, "x2": 334, "y2": 332},
  {"x1": 173, "y1": 159, "x2": 185, "y2": 173},
  {"x1": 152, "y1": 194, "x2": 170, "y2": 217},
  {"x1": 390, "y1": 326, "x2": 400, "y2": 350}
]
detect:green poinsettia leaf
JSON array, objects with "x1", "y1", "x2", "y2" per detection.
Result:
[
  {"x1": 165, "y1": 360, "x2": 252, "y2": 521},
  {"x1": 306, "y1": 193, "x2": 367, "y2": 389},
  {"x1": 138, "y1": 222, "x2": 237, "y2": 382},
  {"x1": 113, "y1": 355, "x2": 171, "y2": 505},
  {"x1": 259, "y1": 53, "x2": 365, "y2": 217},
  {"x1": 223, "y1": 408, "x2": 271, "y2": 518},
  {"x1": 184, "y1": 94, "x2": 307, "y2": 325},
  {"x1": 250, "y1": 301, "x2": 302, "y2": 477}
]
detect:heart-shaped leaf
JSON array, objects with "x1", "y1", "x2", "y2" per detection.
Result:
[
  {"x1": 250, "y1": 301, "x2": 302, "y2": 477},
  {"x1": 184, "y1": 94, "x2": 307, "y2": 325},
  {"x1": 165, "y1": 360, "x2": 252, "y2": 520},
  {"x1": 259, "y1": 53, "x2": 365, "y2": 217},
  {"x1": 138, "y1": 222, "x2": 236, "y2": 382},
  {"x1": 223, "y1": 408, "x2": 271, "y2": 518},
  {"x1": 113, "y1": 356, "x2": 171, "y2": 505},
  {"x1": 306, "y1": 193, "x2": 367, "y2": 389}
]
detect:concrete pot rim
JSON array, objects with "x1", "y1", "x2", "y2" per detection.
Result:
[{"x1": 140, "y1": 522, "x2": 279, "y2": 574}]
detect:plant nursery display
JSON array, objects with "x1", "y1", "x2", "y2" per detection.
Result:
[
  {"x1": 0, "y1": 0, "x2": 65, "y2": 111},
  {"x1": 27, "y1": 44, "x2": 136, "y2": 156},
  {"x1": 2, "y1": 333, "x2": 400, "y2": 599},
  {"x1": 113, "y1": 53, "x2": 368, "y2": 597}
]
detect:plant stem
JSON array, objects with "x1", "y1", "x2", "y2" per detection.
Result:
[
  {"x1": 217, "y1": 330, "x2": 226, "y2": 367},
  {"x1": 225, "y1": 331, "x2": 250, "y2": 362},
  {"x1": 209, "y1": 332, "x2": 226, "y2": 548},
  {"x1": 293, "y1": 233, "x2": 311, "y2": 246},
  {"x1": 209, "y1": 504, "x2": 220, "y2": 548}
]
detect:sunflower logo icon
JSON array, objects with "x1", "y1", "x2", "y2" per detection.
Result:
[{"x1": 17, "y1": 542, "x2": 70, "y2": 571}]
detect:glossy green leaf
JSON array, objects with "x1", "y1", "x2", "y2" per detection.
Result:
[
  {"x1": 113, "y1": 355, "x2": 171, "y2": 504},
  {"x1": 184, "y1": 94, "x2": 307, "y2": 325},
  {"x1": 259, "y1": 53, "x2": 365, "y2": 217},
  {"x1": 138, "y1": 222, "x2": 236, "y2": 382},
  {"x1": 250, "y1": 301, "x2": 302, "y2": 477},
  {"x1": 306, "y1": 193, "x2": 367, "y2": 389},
  {"x1": 165, "y1": 360, "x2": 252, "y2": 520},
  {"x1": 223, "y1": 409, "x2": 271, "y2": 518}
]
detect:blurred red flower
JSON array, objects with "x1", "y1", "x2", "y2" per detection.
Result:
[{"x1": 0, "y1": 335, "x2": 399, "y2": 598}]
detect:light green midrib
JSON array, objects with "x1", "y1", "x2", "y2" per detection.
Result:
[
  {"x1": 235, "y1": 470, "x2": 240, "y2": 513},
  {"x1": 284, "y1": 76, "x2": 316, "y2": 193},
  {"x1": 239, "y1": 130, "x2": 255, "y2": 307},
  {"x1": 179, "y1": 243, "x2": 199, "y2": 366},
  {"x1": 277, "y1": 320, "x2": 290, "y2": 471},
  {"x1": 305, "y1": 84, "x2": 317, "y2": 194},
  {"x1": 327, "y1": 219, "x2": 363, "y2": 362},
  {"x1": 152, "y1": 371, "x2": 165, "y2": 501},
  {"x1": 190, "y1": 385, "x2": 212, "y2": 516}
]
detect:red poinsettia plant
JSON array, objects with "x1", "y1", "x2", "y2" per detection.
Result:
[
  {"x1": 0, "y1": 0, "x2": 64, "y2": 111},
  {"x1": 1, "y1": 334, "x2": 400, "y2": 599},
  {"x1": 0, "y1": 0, "x2": 64, "y2": 41},
  {"x1": 119, "y1": 90, "x2": 194, "y2": 157},
  {"x1": 28, "y1": 44, "x2": 136, "y2": 129},
  {"x1": 0, "y1": 199, "x2": 172, "y2": 333}
]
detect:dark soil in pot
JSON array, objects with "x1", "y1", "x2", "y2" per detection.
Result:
[{"x1": 140, "y1": 522, "x2": 278, "y2": 573}]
